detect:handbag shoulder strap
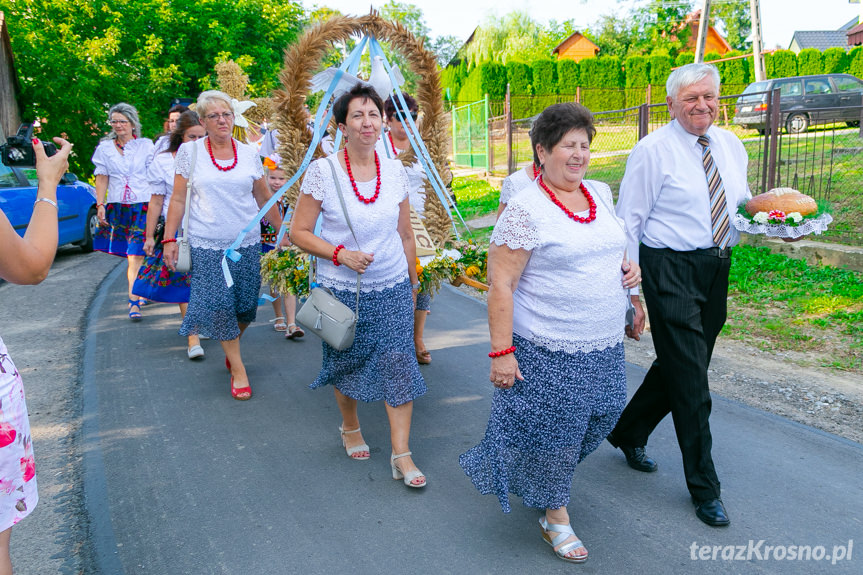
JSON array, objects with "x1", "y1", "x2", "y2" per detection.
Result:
[
  {"x1": 324, "y1": 156, "x2": 361, "y2": 315},
  {"x1": 179, "y1": 140, "x2": 197, "y2": 238}
]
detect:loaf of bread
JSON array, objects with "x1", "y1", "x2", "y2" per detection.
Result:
[{"x1": 745, "y1": 188, "x2": 818, "y2": 216}]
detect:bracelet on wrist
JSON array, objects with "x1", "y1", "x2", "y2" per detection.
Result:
[
  {"x1": 332, "y1": 244, "x2": 345, "y2": 266},
  {"x1": 488, "y1": 346, "x2": 516, "y2": 358},
  {"x1": 411, "y1": 283, "x2": 421, "y2": 290},
  {"x1": 97, "y1": 202, "x2": 105, "y2": 207},
  {"x1": 33, "y1": 197, "x2": 58, "y2": 209},
  {"x1": 161, "y1": 238, "x2": 177, "y2": 244}
]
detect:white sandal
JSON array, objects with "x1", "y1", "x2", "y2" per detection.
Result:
[
  {"x1": 391, "y1": 451, "x2": 426, "y2": 488},
  {"x1": 539, "y1": 516, "x2": 588, "y2": 563},
  {"x1": 270, "y1": 317, "x2": 287, "y2": 332},
  {"x1": 339, "y1": 425, "x2": 370, "y2": 460}
]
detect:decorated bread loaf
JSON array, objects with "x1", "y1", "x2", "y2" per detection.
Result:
[{"x1": 745, "y1": 188, "x2": 818, "y2": 216}]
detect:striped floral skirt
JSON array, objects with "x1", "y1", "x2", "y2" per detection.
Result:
[
  {"x1": 179, "y1": 244, "x2": 261, "y2": 341},
  {"x1": 94, "y1": 202, "x2": 147, "y2": 257},
  {"x1": 310, "y1": 279, "x2": 426, "y2": 407},
  {"x1": 459, "y1": 333, "x2": 626, "y2": 513},
  {"x1": 132, "y1": 242, "x2": 191, "y2": 304}
]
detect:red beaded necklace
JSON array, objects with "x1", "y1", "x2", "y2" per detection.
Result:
[
  {"x1": 532, "y1": 163, "x2": 540, "y2": 179},
  {"x1": 343, "y1": 147, "x2": 381, "y2": 204},
  {"x1": 115, "y1": 135, "x2": 137, "y2": 153},
  {"x1": 206, "y1": 137, "x2": 238, "y2": 172},
  {"x1": 387, "y1": 133, "x2": 399, "y2": 157},
  {"x1": 538, "y1": 175, "x2": 597, "y2": 224}
]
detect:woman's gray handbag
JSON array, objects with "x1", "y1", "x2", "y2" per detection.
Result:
[
  {"x1": 296, "y1": 158, "x2": 361, "y2": 351},
  {"x1": 174, "y1": 141, "x2": 197, "y2": 273}
]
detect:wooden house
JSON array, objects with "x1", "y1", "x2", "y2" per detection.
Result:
[
  {"x1": 683, "y1": 11, "x2": 732, "y2": 55},
  {"x1": 551, "y1": 32, "x2": 600, "y2": 63}
]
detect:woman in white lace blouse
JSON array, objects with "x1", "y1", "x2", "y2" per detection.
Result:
[
  {"x1": 460, "y1": 103, "x2": 642, "y2": 563},
  {"x1": 291, "y1": 84, "x2": 427, "y2": 489},
  {"x1": 162, "y1": 90, "x2": 285, "y2": 401}
]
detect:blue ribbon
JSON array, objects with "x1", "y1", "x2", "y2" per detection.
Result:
[{"x1": 221, "y1": 36, "x2": 370, "y2": 287}]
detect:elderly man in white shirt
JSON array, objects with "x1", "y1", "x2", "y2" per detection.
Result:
[{"x1": 608, "y1": 63, "x2": 751, "y2": 528}]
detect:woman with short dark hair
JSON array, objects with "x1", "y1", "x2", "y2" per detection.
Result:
[
  {"x1": 460, "y1": 102, "x2": 641, "y2": 562},
  {"x1": 291, "y1": 84, "x2": 427, "y2": 488}
]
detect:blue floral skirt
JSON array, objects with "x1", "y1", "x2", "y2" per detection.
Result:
[
  {"x1": 179, "y1": 244, "x2": 261, "y2": 341},
  {"x1": 459, "y1": 333, "x2": 626, "y2": 513},
  {"x1": 132, "y1": 242, "x2": 191, "y2": 304},
  {"x1": 94, "y1": 202, "x2": 147, "y2": 257},
  {"x1": 416, "y1": 292, "x2": 432, "y2": 312},
  {"x1": 311, "y1": 279, "x2": 426, "y2": 407}
]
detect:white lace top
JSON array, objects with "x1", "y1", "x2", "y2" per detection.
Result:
[
  {"x1": 499, "y1": 165, "x2": 534, "y2": 205},
  {"x1": 175, "y1": 138, "x2": 264, "y2": 250},
  {"x1": 300, "y1": 154, "x2": 411, "y2": 292},
  {"x1": 147, "y1": 151, "x2": 175, "y2": 218},
  {"x1": 91, "y1": 138, "x2": 155, "y2": 204},
  {"x1": 492, "y1": 179, "x2": 628, "y2": 354}
]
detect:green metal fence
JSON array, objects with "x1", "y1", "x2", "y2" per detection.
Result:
[{"x1": 451, "y1": 96, "x2": 489, "y2": 169}]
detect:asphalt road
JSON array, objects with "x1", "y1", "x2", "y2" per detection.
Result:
[{"x1": 81, "y1": 267, "x2": 862, "y2": 575}]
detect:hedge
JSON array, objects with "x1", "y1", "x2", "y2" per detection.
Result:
[
  {"x1": 797, "y1": 48, "x2": 822, "y2": 76},
  {"x1": 506, "y1": 60, "x2": 532, "y2": 118},
  {"x1": 822, "y1": 47, "x2": 848, "y2": 74},
  {"x1": 625, "y1": 55, "x2": 649, "y2": 87},
  {"x1": 457, "y1": 60, "x2": 507, "y2": 102},
  {"x1": 648, "y1": 53, "x2": 672, "y2": 103},
  {"x1": 675, "y1": 52, "x2": 695, "y2": 67},
  {"x1": 766, "y1": 49, "x2": 797, "y2": 78},
  {"x1": 531, "y1": 59, "x2": 558, "y2": 115},
  {"x1": 557, "y1": 59, "x2": 579, "y2": 94},
  {"x1": 848, "y1": 46, "x2": 863, "y2": 79}
]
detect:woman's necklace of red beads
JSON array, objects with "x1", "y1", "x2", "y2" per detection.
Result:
[
  {"x1": 538, "y1": 175, "x2": 597, "y2": 224},
  {"x1": 532, "y1": 163, "x2": 540, "y2": 179},
  {"x1": 206, "y1": 137, "x2": 238, "y2": 172},
  {"x1": 388, "y1": 133, "x2": 399, "y2": 157},
  {"x1": 343, "y1": 147, "x2": 381, "y2": 204},
  {"x1": 115, "y1": 135, "x2": 137, "y2": 153}
]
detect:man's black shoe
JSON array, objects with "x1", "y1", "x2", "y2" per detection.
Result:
[
  {"x1": 607, "y1": 433, "x2": 658, "y2": 472},
  {"x1": 693, "y1": 497, "x2": 731, "y2": 527}
]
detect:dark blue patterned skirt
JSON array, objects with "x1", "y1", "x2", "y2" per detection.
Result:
[
  {"x1": 416, "y1": 292, "x2": 432, "y2": 312},
  {"x1": 132, "y1": 241, "x2": 191, "y2": 304},
  {"x1": 310, "y1": 279, "x2": 426, "y2": 407},
  {"x1": 94, "y1": 202, "x2": 147, "y2": 257},
  {"x1": 179, "y1": 244, "x2": 261, "y2": 341},
  {"x1": 459, "y1": 333, "x2": 626, "y2": 513}
]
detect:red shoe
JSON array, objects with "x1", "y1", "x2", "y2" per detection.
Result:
[{"x1": 230, "y1": 377, "x2": 252, "y2": 401}]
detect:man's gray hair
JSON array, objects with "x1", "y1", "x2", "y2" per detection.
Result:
[
  {"x1": 106, "y1": 102, "x2": 142, "y2": 139},
  {"x1": 666, "y1": 63, "x2": 721, "y2": 100},
  {"x1": 196, "y1": 90, "x2": 233, "y2": 118}
]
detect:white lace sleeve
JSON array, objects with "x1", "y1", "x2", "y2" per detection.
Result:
[
  {"x1": 300, "y1": 159, "x2": 329, "y2": 201},
  {"x1": 499, "y1": 176, "x2": 515, "y2": 205},
  {"x1": 491, "y1": 202, "x2": 540, "y2": 251},
  {"x1": 246, "y1": 144, "x2": 264, "y2": 180},
  {"x1": 91, "y1": 143, "x2": 109, "y2": 176},
  {"x1": 396, "y1": 164, "x2": 410, "y2": 202},
  {"x1": 174, "y1": 142, "x2": 192, "y2": 178}
]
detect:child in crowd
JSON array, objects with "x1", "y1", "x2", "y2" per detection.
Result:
[{"x1": 261, "y1": 154, "x2": 304, "y2": 339}]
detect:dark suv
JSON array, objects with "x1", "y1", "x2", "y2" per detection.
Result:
[{"x1": 733, "y1": 73, "x2": 863, "y2": 134}]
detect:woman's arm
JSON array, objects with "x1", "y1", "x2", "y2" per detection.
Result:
[
  {"x1": 290, "y1": 192, "x2": 373, "y2": 274},
  {"x1": 252, "y1": 177, "x2": 283, "y2": 231},
  {"x1": 396, "y1": 199, "x2": 418, "y2": 286},
  {"x1": 0, "y1": 138, "x2": 73, "y2": 284},
  {"x1": 94, "y1": 174, "x2": 109, "y2": 225},
  {"x1": 487, "y1": 242, "x2": 530, "y2": 388},
  {"x1": 143, "y1": 194, "x2": 165, "y2": 257},
  {"x1": 162, "y1": 173, "x2": 187, "y2": 270}
]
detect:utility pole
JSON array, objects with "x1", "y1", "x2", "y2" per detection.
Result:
[
  {"x1": 694, "y1": 0, "x2": 712, "y2": 62},
  {"x1": 750, "y1": 0, "x2": 766, "y2": 81}
]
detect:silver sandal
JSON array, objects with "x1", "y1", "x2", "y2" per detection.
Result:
[{"x1": 539, "y1": 516, "x2": 588, "y2": 563}]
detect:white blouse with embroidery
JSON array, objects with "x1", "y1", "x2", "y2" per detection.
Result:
[
  {"x1": 175, "y1": 138, "x2": 264, "y2": 250},
  {"x1": 499, "y1": 165, "x2": 534, "y2": 205},
  {"x1": 300, "y1": 154, "x2": 411, "y2": 292},
  {"x1": 491, "y1": 179, "x2": 628, "y2": 354},
  {"x1": 91, "y1": 138, "x2": 155, "y2": 204},
  {"x1": 147, "y1": 151, "x2": 176, "y2": 218}
]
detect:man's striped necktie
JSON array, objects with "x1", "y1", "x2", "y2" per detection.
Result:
[{"x1": 697, "y1": 135, "x2": 731, "y2": 249}]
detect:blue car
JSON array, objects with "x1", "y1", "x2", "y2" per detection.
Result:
[{"x1": 0, "y1": 163, "x2": 98, "y2": 251}]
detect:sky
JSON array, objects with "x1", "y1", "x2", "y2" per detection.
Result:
[{"x1": 307, "y1": 0, "x2": 861, "y2": 50}]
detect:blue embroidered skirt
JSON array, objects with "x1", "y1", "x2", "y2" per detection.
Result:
[
  {"x1": 459, "y1": 333, "x2": 626, "y2": 513},
  {"x1": 94, "y1": 202, "x2": 147, "y2": 257},
  {"x1": 179, "y1": 244, "x2": 261, "y2": 341},
  {"x1": 132, "y1": 242, "x2": 191, "y2": 304},
  {"x1": 416, "y1": 292, "x2": 432, "y2": 312},
  {"x1": 310, "y1": 279, "x2": 426, "y2": 407}
]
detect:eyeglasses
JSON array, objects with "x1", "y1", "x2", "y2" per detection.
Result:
[
  {"x1": 205, "y1": 112, "x2": 234, "y2": 121},
  {"x1": 396, "y1": 111, "x2": 419, "y2": 121},
  {"x1": 108, "y1": 119, "x2": 130, "y2": 125}
]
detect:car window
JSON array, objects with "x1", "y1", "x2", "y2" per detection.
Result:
[
  {"x1": 20, "y1": 168, "x2": 38, "y2": 187},
  {"x1": 776, "y1": 80, "x2": 802, "y2": 97},
  {"x1": 0, "y1": 165, "x2": 20, "y2": 188},
  {"x1": 738, "y1": 81, "x2": 770, "y2": 102},
  {"x1": 834, "y1": 76, "x2": 863, "y2": 92},
  {"x1": 804, "y1": 79, "x2": 833, "y2": 95}
]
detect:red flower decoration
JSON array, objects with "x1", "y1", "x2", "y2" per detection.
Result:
[
  {"x1": 0, "y1": 422, "x2": 16, "y2": 448},
  {"x1": 768, "y1": 210, "x2": 786, "y2": 223},
  {"x1": 20, "y1": 456, "x2": 35, "y2": 482}
]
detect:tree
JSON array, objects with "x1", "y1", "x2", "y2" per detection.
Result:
[
  {"x1": 711, "y1": 1, "x2": 751, "y2": 51},
  {"x1": 1, "y1": 0, "x2": 306, "y2": 176},
  {"x1": 429, "y1": 35, "x2": 463, "y2": 67},
  {"x1": 462, "y1": 11, "x2": 546, "y2": 65}
]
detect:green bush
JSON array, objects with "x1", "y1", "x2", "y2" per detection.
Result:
[
  {"x1": 505, "y1": 61, "x2": 532, "y2": 118},
  {"x1": 625, "y1": 55, "x2": 649, "y2": 87},
  {"x1": 822, "y1": 47, "x2": 849, "y2": 74},
  {"x1": 456, "y1": 66, "x2": 482, "y2": 102},
  {"x1": 675, "y1": 52, "x2": 695, "y2": 67},
  {"x1": 704, "y1": 51, "x2": 722, "y2": 62},
  {"x1": 531, "y1": 59, "x2": 558, "y2": 115},
  {"x1": 579, "y1": 57, "x2": 625, "y2": 111},
  {"x1": 850, "y1": 46, "x2": 863, "y2": 79},
  {"x1": 457, "y1": 61, "x2": 506, "y2": 102},
  {"x1": 766, "y1": 49, "x2": 798, "y2": 78},
  {"x1": 720, "y1": 50, "x2": 748, "y2": 90},
  {"x1": 648, "y1": 53, "x2": 672, "y2": 104},
  {"x1": 797, "y1": 48, "x2": 822, "y2": 76},
  {"x1": 557, "y1": 59, "x2": 580, "y2": 95}
]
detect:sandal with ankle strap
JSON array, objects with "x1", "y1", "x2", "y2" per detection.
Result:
[
  {"x1": 539, "y1": 516, "x2": 588, "y2": 563},
  {"x1": 391, "y1": 451, "x2": 426, "y2": 488},
  {"x1": 270, "y1": 316, "x2": 287, "y2": 332},
  {"x1": 285, "y1": 323, "x2": 305, "y2": 339},
  {"x1": 128, "y1": 299, "x2": 142, "y2": 321},
  {"x1": 339, "y1": 426, "x2": 370, "y2": 460}
]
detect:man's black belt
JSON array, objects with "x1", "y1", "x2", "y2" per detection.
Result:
[{"x1": 645, "y1": 245, "x2": 732, "y2": 259}]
